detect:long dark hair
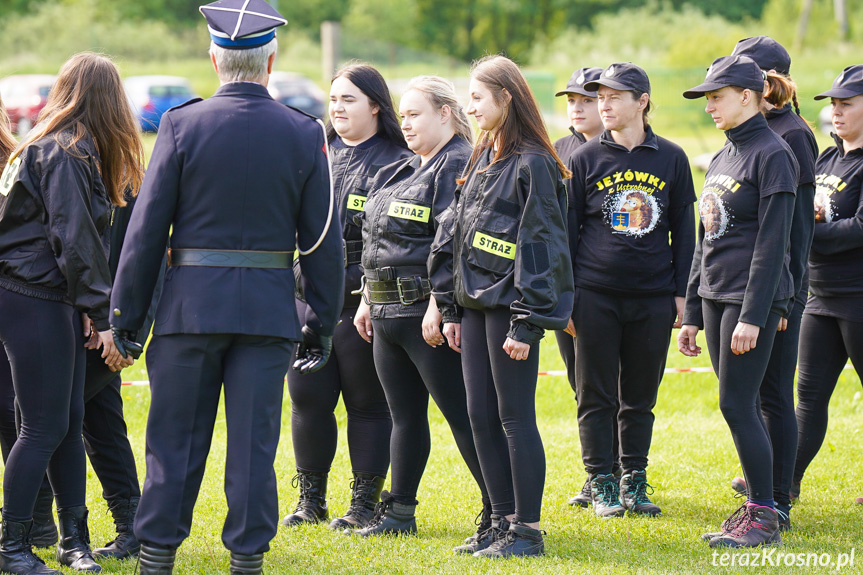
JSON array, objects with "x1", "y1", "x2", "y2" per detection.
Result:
[
  {"x1": 326, "y1": 63, "x2": 408, "y2": 150},
  {"x1": 16, "y1": 52, "x2": 144, "y2": 206},
  {"x1": 461, "y1": 55, "x2": 570, "y2": 182},
  {"x1": 0, "y1": 96, "x2": 16, "y2": 166}
]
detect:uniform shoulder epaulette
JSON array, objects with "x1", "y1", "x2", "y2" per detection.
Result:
[
  {"x1": 284, "y1": 104, "x2": 320, "y2": 123},
  {"x1": 167, "y1": 97, "x2": 204, "y2": 112}
]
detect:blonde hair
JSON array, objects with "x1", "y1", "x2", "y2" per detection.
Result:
[
  {"x1": 405, "y1": 75, "x2": 473, "y2": 144},
  {"x1": 16, "y1": 52, "x2": 144, "y2": 206},
  {"x1": 0, "y1": 96, "x2": 17, "y2": 166}
]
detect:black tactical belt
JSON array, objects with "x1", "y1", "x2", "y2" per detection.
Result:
[
  {"x1": 344, "y1": 240, "x2": 363, "y2": 267},
  {"x1": 366, "y1": 274, "x2": 431, "y2": 305},
  {"x1": 169, "y1": 249, "x2": 294, "y2": 269}
]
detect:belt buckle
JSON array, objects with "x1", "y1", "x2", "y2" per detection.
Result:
[{"x1": 396, "y1": 277, "x2": 417, "y2": 305}]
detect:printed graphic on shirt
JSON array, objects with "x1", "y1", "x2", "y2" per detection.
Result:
[
  {"x1": 473, "y1": 231, "x2": 516, "y2": 260},
  {"x1": 387, "y1": 201, "x2": 430, "y2": 223},
  {"x1": 699, "y1": 173, "x2": 740, "y2": 242},
  {"x1": 814, "y1": 173, "x2": 845, "y2": 223},
  {"x1": 347, "y1": 193, "x2": 367, "y2": 211},
  {"x1": 0, "y1": 156, "x2": 21, "y2": 197},
  {"x1": 596, "y1": 169, "x2": 666, "y2": 237}
]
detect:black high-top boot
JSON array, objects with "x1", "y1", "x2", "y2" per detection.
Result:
[
  {"x1": 473, "y1": 520, "x2": 545, "y2": 558},
  {"x1": 568, "y1": 476, "x2": 592, "y2": 508},
  {"x1": 460, "y1": 500, "x2": 492, "y2": 545},
  {"x1": 55, "y1": 507, "x2": 100, "y2": 572},
  {"x1": 452, "y1": 513, "x2": 509, "y2": 555},
  {"x1": 0, "y1": 516, "x2": 60, "y2": 575},
  {"x1": 281, "y1": 470, "x2": 328, "y2": 527},
  {"x1": 93, "y1": 497, "x2": 140, "y2": 559},
  {"x1": 229, "y1": 552, "x2": 263, "y2": 575},
  {"x1": 328, "y1": 473, "x2": 385, "y2": 530},
  {"x1": 29, "y1": 487, "x2": 58, "y2": 549},
  {"x1": 351, "y1": 491, "x2": 416, "y2": 537},
  {"x1": 137, "y1": 545, "x2": 174, "y2": 575}
]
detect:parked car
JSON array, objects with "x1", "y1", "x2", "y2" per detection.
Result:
[
  {"x1": 0, "y1": 74, "x2": 56, "y2": 136},
  {"x1": 267, "y1": 71, "x2": 326, "y2": 118},
  {"x1": 125, "y1": 76, "x2": 197, "y2": 132}
]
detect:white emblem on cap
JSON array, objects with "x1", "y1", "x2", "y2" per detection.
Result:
[
  {"x1": 606, "y1": 66, "x2": 615, "y2": 77},
  {"x1": 576, "y1": 73, "x2": 585, "y2": 85},
  {"x1": 200, "y1": 0, "x2": 288, "y2": 40},
  {"x1": 838, "y1": 71, "x2": 845, "y2": 84},
  {"x1": 706, "y1": 66, "x2": 713, "y2": 77}
]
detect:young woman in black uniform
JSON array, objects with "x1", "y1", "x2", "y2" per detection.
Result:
[
  {"x1": 0, "y1": 52, "x2": 144, "y2": 574},
  {"x1": 725, "y1": 36, "x2": 818, "y2": 529},
  {"x1": 284, "y1": 64, "x2": 411, "y2": 530},
  {"x1": 430, "y1": 55, "x2": 573, "y2": 558},
  {"x1": 350, "y1": 75, "x2": 488, "y2": 539},
  {"x1": 792, "y1": 65, "x2": 863, "y2": 504},
  {"x1": 568, "y1": 62, "x2": 696, "y2": 519},
  {"x1": 680, "y1": 55, "x2": 799, "y2": 548}
]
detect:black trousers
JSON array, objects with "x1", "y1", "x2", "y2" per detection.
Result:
[
  {"x1": 372, "y1": 316, "x2": 487, "y2": 504},
  {"x1": 794, "y1": 312, "x2": 863, "y2": 484},
  {"x1": 757, "y1": 299, "x2": 803, "y2": 506},
  {"x1": 573, "y1": 288, "x2": 675, "y2": 475},
  {"x1": 461, "y1": 307, "x2": 543, "y2": 523},
  {"x1": 134, "y1": 333, "x2": 292, "y2": 555},
  {"x1": 287, "y1": 303, "x2": 391, "y2": 477},
  {"x1": 703, "y1": 300, "x2": 781, "y2": 503},
  {"x1": 0, "y1": 288, "x2": 87, "y2": 520}
]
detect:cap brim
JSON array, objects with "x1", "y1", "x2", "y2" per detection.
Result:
[
  {"x1": 584, "y1": 78, "x2": 635, "y2": 93},
  {"x1": 555, "y1": 87, "x2": 595, "y2": 98},
  {"x1": 682, "y1": 81, "x2": 729, "y2": 99},
  {"x1": 814, "y1": 87, "x2": 863, "y2": 100}
]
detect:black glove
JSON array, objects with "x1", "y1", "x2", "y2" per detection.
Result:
[
  {"x1": 112, "y1": 327, "x2": 143, "y2": 360},
  {"x1": 292, "y1": 325, "x2": 332, "y2": 375}
]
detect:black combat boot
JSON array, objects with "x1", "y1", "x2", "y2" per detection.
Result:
[
  {"x1": 351, "y1": 491, "x2": 416, "y2": 537},
  {"x1": 568, "y1": 476, "x2": 592, "y2": 508},
  {"x1": 29, "y1": 487, "x2": 58, "y2": 549},
  {"x1": 452, "y1": 513, "x2": 509, "y2": 554},
  {"x1": 459, "y1": 500, "x2": 491, "y2": 546},
  {"x1": 137, "y1": 545, "x2": 174, "y2": 575},
  {"x1": 709, "y1": 504, "x2": 781, "y2": 548},
  {"x1": 229, "y1": 552, "x2": 262, "y2": 575},
  {"x1": 619, "y1": 470, "x2": 662, "y2": 516},
  {"x1": 0, "y1": 515, "x2": 60, "y2": 575},
  {"x1": 473, "y1": 520, "x2": 544, "y2": 558},
  {"x1": 328, "y1": 473, "x2": 385, "y2": 530},
  {"x1": 281, "y1": 470, "x2": 328, "y2": 527},
  {"x1": 55, "y1": 507, "x2": 100, "y2": 572},
  {"x1": 93, "y1": 497, "x2": 140, "y2": 559}
]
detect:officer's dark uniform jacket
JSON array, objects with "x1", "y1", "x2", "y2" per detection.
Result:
[
  {"x1": 329, "y1": 134, "x2": 411, "y2": 307},
  {"x1": 111, "y1": 82, "x2": 344, "y2": 339},
  {"x1": 359, "y1": 135, "x2": 471, "y2": 319},
  {"x1": 0, "y1": 132, "x2": 113, "y2": 330},
  {"x1": 429, "y1": 146, "x2": 574, "y2": 344}
]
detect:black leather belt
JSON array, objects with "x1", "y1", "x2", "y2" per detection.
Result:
[
  {"x1": 344, "y1": 240, "x2": 363, "y2": 267},
  {"x1": 366, "y1": 275, "x2": 431, "y2": 305},
  {"x1": 169, "y1": 249, "x2": 294, "y2": 269}
]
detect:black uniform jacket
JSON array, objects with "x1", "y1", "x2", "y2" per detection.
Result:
[
  {"x1": 360, "y1": 135, "x2": 471, "y2": 319},
  {"x1": 111, "y1": 82, "x2": 344, "y2": 340},
  {"x1": 429, "y1": 146, "x2": 574, "y2": 344},
  {"x1": 329, "y1": 134, "x2": 412, "y2": 307},
  {"x1": 0, "y1": 132, "x2": 113, "y2": 330}
]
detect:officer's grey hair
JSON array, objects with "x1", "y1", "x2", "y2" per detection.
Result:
[
  {"x1": 405, "y1": 75, "x2": 474, "y2": 144},
  {"x1": 209, "y1": 38, "x2": 277, "y2": 84}
]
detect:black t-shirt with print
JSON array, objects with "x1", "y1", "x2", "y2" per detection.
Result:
[
  {"x1": 554, "y1": 128, "x2": 586, "y2": 165},
  {"x1": 567, "y1": 127, "x2": 696, "y2": 297},
  {"x1": 684, "y1": 113, "x2": 799, "y2": 328},
  {"x1": 806, "y1": 135, "x2": 863, "y2": 317}
]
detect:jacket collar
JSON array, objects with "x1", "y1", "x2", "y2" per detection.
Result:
[
  {"x1": 764, "y1": 103, "x2": 792, "y2": 121},
  {"x1": 831, "y1": 132, "x2": 863, "y2": 159},
  {"x1": 331, "y1": 133, "x2": 383, "y2": 151},
  {"x1": 599, "y1": 126, "x2": 659, "y2": 152},
  {"x1": 725, "y1": 112, "x2": 768, "y2": 151},
  {"x1": 213, "y1": 81, "x2": 273, "y2": 99}
]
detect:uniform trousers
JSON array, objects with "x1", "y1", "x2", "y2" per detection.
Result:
[
  {"x1": 287, "y1": 303, "x2": 391, "y2": 477},
  {"x1": 461, "y1": 307, "x2": 542, "y2": 523},
  {"x1": 371, "y1": 315, "x2": 487, "y2": 504},
  {"x1": 703, "y1": 300, "x2": 781, "y2": 503},
  {"x1": 133, "y1": 333, "x2": 292, "y2": 555},
  {"x1": 757, "y1": 296, "x2": 803, "y2": 506},
  {"x1": 793, "y1": 312, "x2": 863, "y2": 484},
  {"x1": 573, "y1": 288, "x2": 674, "y2": 475},
  {"x1": 0, "y1": 287, "x2": 87, "y2": 520}
]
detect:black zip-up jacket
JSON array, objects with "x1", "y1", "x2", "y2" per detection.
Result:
[
  {"x1": 554, "y1": 127, "x2": 586, "y2": 165},
  {"x1": 0, "y1": 132, "x2": 113, "y2": 330},
  {"x1": 329, "y1": 134, "x2": 412, "y2": 307},
  {"x1": 429, "y1": 146, "x2": 574, "y2": 344},
  {"x1": 360, "y1": 135, "x2": 471, "y2": 319}
]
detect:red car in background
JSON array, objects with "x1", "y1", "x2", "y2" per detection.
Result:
[{"x1": 0, "y1": 75, "x2": 56, "y2": 136}]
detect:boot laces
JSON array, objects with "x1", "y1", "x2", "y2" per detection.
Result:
[
  {"x1": 626, "y1": 475, "x2": 655, "y2": 504},
  {"x1": 720, "y1": 502, "x2": 748, "y2": 533},
  {"x1": 367, "y1": 494, "x2": 393, "y2": 528},
  {"x1": 728, "y1": 505, "x2": 770, "y2": 537},
  {"x1": 596, "y1": 477, "x2": 621, "y2": 506},
  {"x1": 291, "y1": 473, "x2": 319, "y2": 513}
]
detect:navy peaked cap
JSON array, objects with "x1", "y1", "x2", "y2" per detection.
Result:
[
  {"x1": 555, "y1": 67, "x2": 603, "y2": 98},
  {"x1": 815, "y1": 65, "x2": 863, "y2": 100},
  {"x1": 732, "y1": 36, "x2": 791, "y2": 75},
  {"x1": 200, "y1": 0, "x2": 287, "y2": 49},
  {"x1": 683, "y1": 55, "x2": 765, "y2": 99}
]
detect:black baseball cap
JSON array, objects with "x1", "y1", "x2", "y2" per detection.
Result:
[
  {"x1": 814, "y1": 65, "x2": 863, "y2": 100},
  {"x1": 584, "y1": 63, "x2": 650, "y2": 97},
  {"x1": 731, "y1": 36, "x2": 791, "y2": 75},
  {"x1": 683, "y1": 55, "x2": 765, "y2": 99},
  {"x1": 555, "y1": 67, "x2": 603, "y2": 98}
]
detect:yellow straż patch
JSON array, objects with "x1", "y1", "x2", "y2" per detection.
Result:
[
  {"x1": 387, "y1": 201, "x2": 430, "y2": 223},
  {"x1": 347, "y1": 194, "x2": 366, "y2": 211},
  {"x1": 472, "y1": 231, "x2": 515, "y2": 260}
]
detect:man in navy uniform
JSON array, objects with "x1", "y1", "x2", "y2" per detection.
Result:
[{"x1": 109, "y1": 1, "x2": 344, "y2": 573}]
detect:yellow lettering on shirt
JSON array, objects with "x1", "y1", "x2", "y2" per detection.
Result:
[
  {"x1": 347, "y1": 194, "x2": 366, "y2": 211},
  {"x1": 387, "y1": 201, "x2": 430, "y2": 223},
  {"x1": 472, "y1": 231, "x2": 516, "y2": 260}
]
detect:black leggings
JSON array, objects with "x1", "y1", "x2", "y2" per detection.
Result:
[
  {"x1": 0, "y1": 288, "x2": 87, "y2": 520},
  {"x1": 703, "y1": 300, "x2": 781, "y2": 503},
  {"x1": 372, "y1": 315, "x2": 487, "y2": 504},
  {"x1": 287, "y1": 303, "x2": 391, "y2": 476},
  {"x1": 757, "y1": 299, "x2": 803, "y2": 506},
  {"x1": 794, "y1": 312, "x2": 863, "y2": 483},
  {"x1": 461, "y1": 307, "x2": 543, "y2": 523}
]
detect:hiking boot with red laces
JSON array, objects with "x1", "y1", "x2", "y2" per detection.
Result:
[
  {"x1": 709, "y1": 503, "x2": 781, "y2": 548},
  {"x1": 701, "y1": 501, "x2": 748, "y2": 542}
]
